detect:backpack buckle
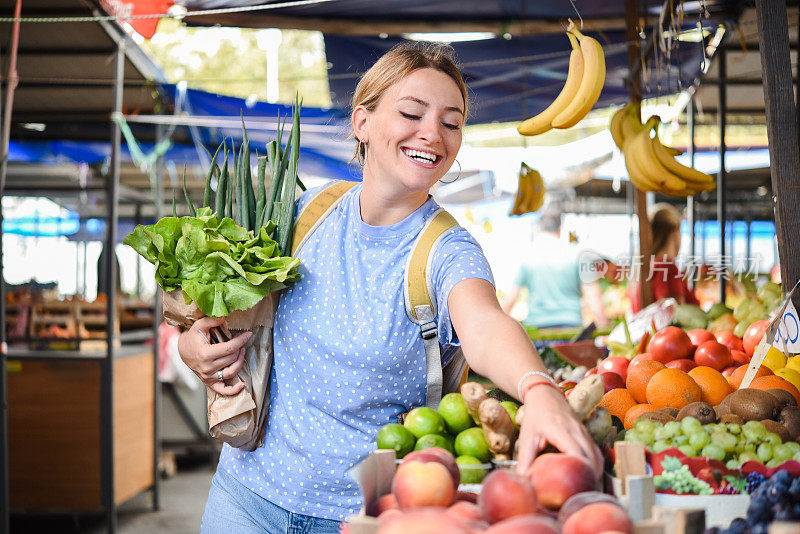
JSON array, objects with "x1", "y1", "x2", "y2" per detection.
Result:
[{"x1": 420, "y1": 320, "x2": 437, "y2": 340}]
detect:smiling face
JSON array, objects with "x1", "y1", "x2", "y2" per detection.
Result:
[{"x1": 353, "y1": 68, "x2": 465, "y2": 195}]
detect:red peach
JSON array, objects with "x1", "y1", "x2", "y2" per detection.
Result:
[
  {"x1": 377, "y1": 508, "x2": 403, "y2": 524},
  {"x1": 731, "y1": 349, "x2": 750, "y2": 366},
  {"x1": 478, "y1": 469, "x2": 538, "y2": 524},
  {"x1": 687, "y1": 328, "x2": 716, "y2": 348},
  {"x1": 716, "y1": 331, "x2": 745, "y2": 353},
  {"x1": 526, "y1": 453, "x2": 597, "y2": 510},
  {"x1": 600, "y1": 372, "x2": 626, "y2": 392},
  {"x1": 722, "y1": 366, "x2": 739, "y2": 379},
  {"x1": 484, "y1": 514, "x2": 560, "y2": 533},
  {"x1": 666, "y1": 359, "x2": 697, "y2": 372},
  {"x1": 402, "y1": 448, "x2": 460, "y2": 490},
  {"x1": 376, "y1": 508, "x2": 472, "y2": 534},
  {"x1": 446, "y1": 501, "x2": 483, "y2": 522},
  {"x1": 561, "y1": 502, "x2": 633, "y2": 534},
  {"x1": 391, "y1": 461, "x2": 455, "y2": 509},
  {"x1": 599, "y1": 357, "x2": 630, "y2": 381},
  {"x1": 557, "y1": 491, "x2": 622, "y2": 524},
  {"x1": 368, "y1": 493, "x2": 399, "y2": 517}
]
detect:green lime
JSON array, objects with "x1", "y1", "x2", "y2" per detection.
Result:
[
  {"x1": 454, "y1": 427, "x2": 491, "y2": 463},
  {"x1": 404, "y1": 407, "x2": 447, "y2": 439},
  {"x1": 457, "y1": 455, "x2": 487, "y2": 484},
  {"x1": 500, "y1": 401, "x2": 520, "y2": 432},
  {"x1": 376, "y1": 423, "x2": 416, "y2": 459},
  {"x1": 438, "y1": 393, "x2": 475, "y2": 435},
  {"x1": 414, "y1": 433, "x2": 454, "y2": 454}
]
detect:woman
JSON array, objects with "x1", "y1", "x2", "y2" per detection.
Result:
[
  {"x1": 630, "y1": 203, "x2": 699, "y2": 313},
  {"x1": 179, "y1": 43, "x2": 602, "y2": 533}
]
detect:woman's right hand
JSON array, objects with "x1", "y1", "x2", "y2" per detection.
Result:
[{"x1": 177, "y1": 316, "x2": 252, "y2": 396}]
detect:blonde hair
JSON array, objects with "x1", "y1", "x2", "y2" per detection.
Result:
[
  {"x1": 650, "y1": 203, "x2": 682, "y2": 255},
  {"x1": 350, "y1": 42, "x2": 469, "y2": 164}
]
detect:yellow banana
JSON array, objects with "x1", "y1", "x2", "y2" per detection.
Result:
[
  {"x1": 650, "y1": 132, "x2": 716, "y2": 189},
  {"x1": 552, "y1": 25, "x2": 606, "y2": 129},
  {"x1": 521, "y1": 168, "x2": 545, "y2": 213},
  {"x1": 609, "y1": 106, "x2": 627, "y2": 149},
  {"x1": 518, "y1": 33, "x2": 584, "y2": 136},
  {"x1": 620, "y1": 100, "x2": 644, "y2": 141},
  {"x1": 623, "y1": 136, "x2": 658, "y2": 192},
  {"x1": 509, "y1": 173, "x2": 525, "y2": 216},
  {"x1": 629, "y1": 119, "x2": 688, "y2": 193}
]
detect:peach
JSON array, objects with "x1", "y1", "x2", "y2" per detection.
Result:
[
  {"x1": 377, "y1": 508, "x2": 403, "y2": 524},
  {"x1": 557, "y1": 491, "x2": 622, "y2": 525},
  {"x1": 392, "y1": 461, "x2": 455, "y2": 509},
  {"x1": 561, "y1": 502, "x2": 633, "y2": 534},
  {"x1": 446, "y1": 501, "x2": 483, "y2": 522},
  {"x1": 455, "y1": 490, "x2": 479, "y2": 504},
  {"x1": 376, "y1": 508, "x2": 472, "y2": 534},
  {"x1": 484, "y1": 514, "x2": 560, "y2": 534},
  {"x1": 478, "y1": 469, "x2": 538, "y2": 524},
  {"x1": 368, "y1": 493, "x2": 399, "y2": 517},
  {"x1": 666, "y1": 359, "x2": 697, "y2": 372},
  {"x1": 526, "y1": 453, "x2": 597, "y2": 510},
  {"x1": 402, "y1": 448, "x2": 460, "y2": 489}
]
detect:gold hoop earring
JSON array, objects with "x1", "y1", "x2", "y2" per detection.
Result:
[{"x1": 439, "y1": 159, "x2": 461, "y2": 184}]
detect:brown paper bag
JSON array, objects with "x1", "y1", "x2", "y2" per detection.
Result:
[{"x1": 162, "y1": 289, "x2": 278, "y2": 451}]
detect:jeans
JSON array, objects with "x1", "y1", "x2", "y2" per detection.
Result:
[{"x1": 201, "y1": 467, "x2": 344, "y2": 534}]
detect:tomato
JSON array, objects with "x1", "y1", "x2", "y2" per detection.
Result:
[
  {"x1": 743, "y1": 320, "x2": 770, "y2": 357},
  {"x1": 731, "y1": 349, "x2": 750, "y2": 366},
  {"x1": 600, "y1": 372, "x2": 626, "y2": 392},
  {"x1": 648, "y1": 326, "x2": 694, "y2": 364},
  {"x1": 687, "y1": 329, "x2": 716, "y2": 348},
  {"x1": 629, "y1": 353, "x2": 655, "y2": 368},
  {"x1": 694, "y1": 340, "x2": 733, "y2": 371},
  {"x1": 666, "y1": 358, "x2": 697, "y2": 372},
  {"x1": 715, "y1": 331, "x2": 745, "y2": 354},
  {"x1": 721, "y1": 366, "x2": 739, "y2": 379},
  {"x1": 599, "y1": 356, "x2": 631, "y2": 381}
]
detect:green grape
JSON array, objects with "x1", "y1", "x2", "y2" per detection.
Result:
[
  {"x1": 726, "y1": 423, "x2": 741, "y2": 435},
  {"x1": 664, "y1": 421, "x2": 681, "y2": 436},
  {"x1": 625, "y1": 430, "x2": 644, "y2": 443},
  {"x1": 726, "y1": 459, "x2": 741, "y2": 470},
  {"x1": 764, "y1": 432, "x2": 782, "y2": 446},
  {"x1": 793, "y1": 451, "x2": 800, "y2": 462},
  {"x1": 678, "y1": 444, "x2": 696, "y2": 457},
  {"x1": 757, "y1": 442, "x2": 773, "y2": 463},
  {"x1": 652, "y1": 440, "x2": 671, "y2": 453},
  {"x1": 742, "y1": 441, "x2": 757, "y2": 453},
  {"x1": 702, "y1": 424, "x2": 716, "y2": 433},
  {"x1": 766, "y1": 458, "x2": 783, "y2": 468},
  {"x1": 710, "y1": 432, "x2": 738, "y2": 452},
  {"x1": 633, "y1": 418, "x2": 659, "y2": 435},
  {"x1": 672, "y1": 434, "x2": 689, "y2": 446},
  {"x1": 742, "y1": 421, "x2": 767, "y2": 441},
  {"x1": 739, "y1": 451, "x2": 759, "y2": 464},
  {"x1": 785, "y1": 442, "x2": 800, "y2": 455},
  {"x1": 773, "y1": 443, "x2": 794, "y2": 463},
  {"x1": 689, "y1": 432, "x2": 710, "y2": 451},
  {"x1": 681, "y1": 417, "x2": 703, "y2": 435},
  {"x1": 701, "y1": 443, "x2": 726, "y2": 461}
]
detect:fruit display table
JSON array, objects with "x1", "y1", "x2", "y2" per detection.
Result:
[{"x1": 6, "y1": 346, "x2": 154, "y2": 512}]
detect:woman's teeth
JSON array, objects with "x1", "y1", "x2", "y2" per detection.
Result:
[{"x1": 404, "y1": 148, "x2": 438, "y2": 164}]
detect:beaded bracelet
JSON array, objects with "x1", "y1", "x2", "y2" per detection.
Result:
[
  {"x1": 516, "y1": 370, "x2": 558, "y2": 400},
  {"x1": 520, "y1": 380, "x2": 564, "y2": 401}
]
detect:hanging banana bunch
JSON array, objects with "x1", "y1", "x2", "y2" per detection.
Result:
[
  {"x1": 509, "y1": 163, "x2": 545, "y2": 216},
  {"x1": 517, "y1": 20, "x2": 606, "y2": 136},
  {"x1": 614, "y1": 110, "x2": 716, "y2": 197}
]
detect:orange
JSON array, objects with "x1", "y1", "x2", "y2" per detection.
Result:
[
  {"x1": 645, "y1": 368, "x2": 702, "y2": 409},
  {"x1": 749, "y1": 375, "x2": 800, "y2": 404},
  {"x1": 626, "y1": 360, "x2": 667, "y2": 403},
  {"x1": 729, "y1": 364, "x2": 772, "y2": 389},
  {"x1": 597, "y1": 388, "x2": 637, "y2": 422},
  {"x1": 624, "y1": 403, "x2": 656, "y2": 429},
  {"x1": 688, "y1": 366, "x2": 734, "y2": 406}
]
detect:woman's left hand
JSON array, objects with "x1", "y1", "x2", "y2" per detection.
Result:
[{"x1": 515, "y1": 384, "x2": 604, "y2": 478}]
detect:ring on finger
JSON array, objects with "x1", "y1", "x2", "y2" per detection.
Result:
[{"x1": 217, "y1": 369, "x2": 224, "y2": 381}]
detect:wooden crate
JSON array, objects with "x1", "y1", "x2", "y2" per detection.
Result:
[{"x1": 7, "y1": 350, "x2": 154, "y2": 512}]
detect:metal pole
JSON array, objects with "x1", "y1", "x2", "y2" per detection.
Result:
[
  {"x1": 151, "y1": 127, "x2": 164, "y2": 512},
  {"x1": 134, "y1": 204, "x2": 142, "y2": 297},
  {"x1": 717, "y1": 47, "x2": 727, "y2": 304},
  {"x1": 687, "y1": 98, "x2": 696, "y2": 289},
  {"x1": 746, "y1": 214, "x2": 752, "y2": 273},
  {"x1": 102, "y1": 41, "x2": 125, "y2": 534}
]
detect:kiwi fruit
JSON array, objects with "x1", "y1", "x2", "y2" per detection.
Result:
[
  {"x1": 657, "y1": 407, "x2": 680, "y2": 419},
  {"x1": 761, "y1": 419, "x2": 791, "y2": 442},
  {"x1": 777, "y1": 406, "x2": 800, "y2": 441},
  {"x1": 719, "y1": 413, "x2": 744, "y2": 425},
  {"x1": 726, "y1": 389, "x2": 780, "y2": 422},
  {"x1": 715, "y1": 396, "x2": 733, "y2": 419},
  {"x1": 765, "y1": 388, "x2": 797, "y2": 410},
  {"x1": 636, "y1": 411, "x2": 675, "y2": 425},
  {"x1": 677, "y1": 402, "x2": 717, "y2": 424}
]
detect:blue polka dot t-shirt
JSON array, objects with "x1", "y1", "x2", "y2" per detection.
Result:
[{"x1": 218, "y1": 182, "x2": 494, "y2": 521}]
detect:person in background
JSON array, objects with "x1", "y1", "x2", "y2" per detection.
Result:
[
  {"x1": 503, "y1": 206, "x2": 609, "y2": 329},
  {"x1": 177, "y1": 43, "x2": 602, "y2": 534},
  {"x1": 629, "y1": 203, "x2": 699, "y2": 313}
]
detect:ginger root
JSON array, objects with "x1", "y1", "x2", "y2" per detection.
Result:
[
  {"x1": 461, "y1": 381, "x2": 488, "y2": 425},
  {"x1": 567, "y1": 374, "x2": 605, "y2": 420},
  {"x1": 479, "y1": 398, "x2": 516, "y2": 461}
]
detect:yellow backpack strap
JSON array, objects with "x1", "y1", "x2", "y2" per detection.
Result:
[
  {"x1": 291, "y1": 180, "x2": 357, "y2": 256},
  {"x1": 403, "y1": 208, "x2": 467, "y2": 409}
]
